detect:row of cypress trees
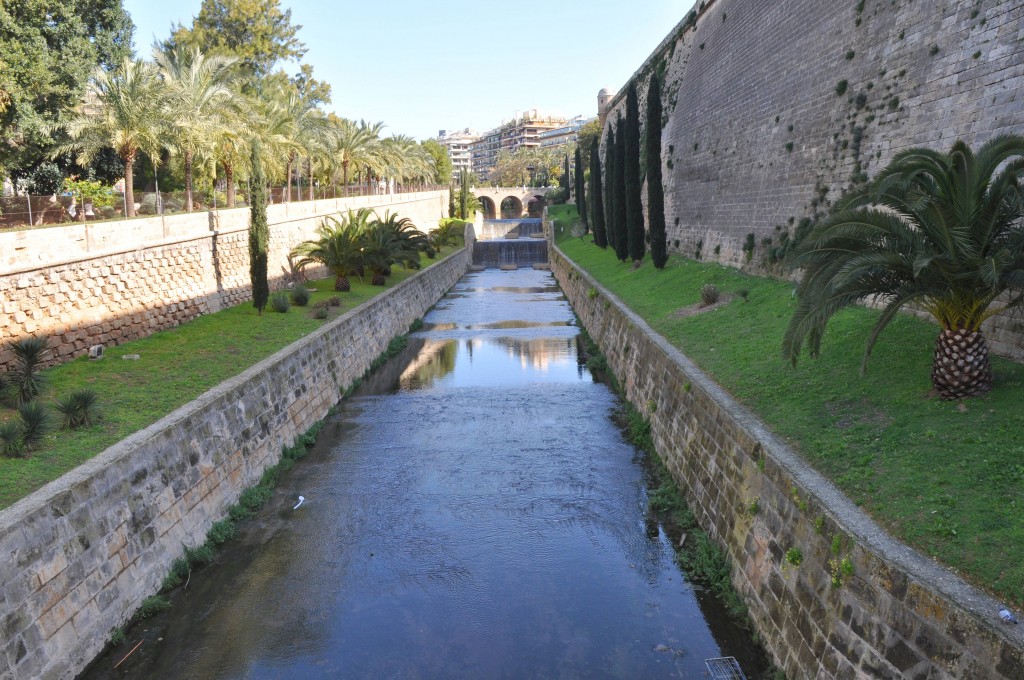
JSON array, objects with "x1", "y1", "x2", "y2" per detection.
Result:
[{"x1": 587, "y1": 72, "x2": 668, "y2": 269}]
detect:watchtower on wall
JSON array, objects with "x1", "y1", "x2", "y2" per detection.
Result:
[{"x1": 597, "y1": 87, "x2": 616, "y2": 127}]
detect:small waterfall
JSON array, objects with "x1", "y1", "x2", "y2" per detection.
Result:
[
  {"x1": 476, "y1": 219, "x2": 544, "y2": 241},
  {"x1": 472, "y1": 239, "x2": 548, "y2": 268}
]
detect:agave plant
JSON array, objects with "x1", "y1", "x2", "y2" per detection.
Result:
[
  {"x1": 783, "y1": 134, "x2": 1024, "y2": 399},
  {"x1": 0, "y1": 421, "x2": 25, "y2": 458},
  {"x1": 290, "y1": 210, "x2": 372, "y2": 292},
  {"x1": 7, "y1": 337, "x2": 49, "y2": 405}
]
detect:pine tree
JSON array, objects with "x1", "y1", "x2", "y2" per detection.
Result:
[
  {"x1": 574, "y1": 144, "x2": 587, "y2": 229},
  {"x1": 613, "y1": 114, "x2": 629, "y2": 262},
  {"x1": 605, "y1": 125, "x2": 618, "y2": 254},
  {"x1": 646, "y1": 73, "x2": 668, "y2": 268},
  {"x1": 590, "y1": 137, "x2": 607, "y2": 248},
  {"x1": 249, "y1": 140, "x2": 269, "y2": 314},
  {"x1": 624, "y1": 81, "x2": 645, "y2": 262}
]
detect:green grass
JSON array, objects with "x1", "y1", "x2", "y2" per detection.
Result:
[
  {"x1": 547, "y1": 204, "x2": 580, "y2": 236},
  {"x1": 0, "y1": 247, "x2": 456, "y2": 508},
  {"x1": 559, "y1": 234, "x2": 1024, "y2": 607}
]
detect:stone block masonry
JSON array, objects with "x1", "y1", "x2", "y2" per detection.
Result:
[
  {"x1": 0, "y1": 247, "x2": 468, "y2": 680},
  {"x1": 600, "y1": 0, "x2": 1024, "y2": 359},
  {"x1": 0, "y1": 191, "x2": 449, "y2": 372},
  {"x1": 550, "y1": 245, "x2": 1024, "y2": 679}
]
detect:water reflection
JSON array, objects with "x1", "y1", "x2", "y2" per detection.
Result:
[{"x1": 79, "y1": 268, "x2": 763, "y2": 680}]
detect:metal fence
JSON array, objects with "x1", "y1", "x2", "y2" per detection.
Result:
[{"x1": 0, "y1": 183, "x2": 445, "y2": 230}]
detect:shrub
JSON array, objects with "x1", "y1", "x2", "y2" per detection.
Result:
[
  {"x1": 54, "y1": 389, "x2": 100, "y2": 428},
  {"x1": 270, "y1": 291, "x2": 290, "y2": 313},
  {"x1": 7, "y1": 337, "x2": 49, "y2": 405},
  {"x1": 328, "y1": 296, "x2": 342, "y2": 307},
  {"x1": 786, "y1": 547, "x2": 804, "y2": 566},
  {"x1": 835, "y1": 79, "x2": 848, "y2": 96},
  {"x1": 0, "y1": 422, "x2": 25, "y2": 458},
  {"x1": 30, "y1": 162, "x2": 64, "y2": 195},
  {"x1": 736, "y1": 288, "x2": 750, "y2": 302},
  {"x1": 135, "y1": 595, "x2": 170, "y2": 619},
  {"x1": 184, "y1": 542, "x2": 216, "y2": 567},
  {"x1": 289, "y1": 286, "x2": 311, "y2": 307},
  {"x1": 315, "y1": 306, "x2": 328, "y2": 320},
  {"x1": 18, "y1": 401, "x2": 52, "y2": 448},
  {"x1": 208, "y1": 519, "x2": 237, "y2": 545},
  {"x1": 700, "y1": 284, "x2": 720, "y2": 306},
  {"x1": 137, "y1": 193, "x2": 159, "y2": 215},
  {"x1": 239, "y1": 485, "x2": 272, "y2": 512}
]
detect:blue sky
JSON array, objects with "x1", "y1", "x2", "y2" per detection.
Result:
[{"x1": 124, "y1": 0, "x2": 694, "y2": 140}]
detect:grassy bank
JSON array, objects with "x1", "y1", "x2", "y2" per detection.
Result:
[
  {"x1": 556, "y1": 209, "x2": 1024, "y2": 607},
  {"x1": 0, "y1": 246, "x2": 456, "y2": 508}
]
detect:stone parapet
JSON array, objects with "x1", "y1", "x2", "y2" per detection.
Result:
[
  {"x1": 0, "y1": 247, "x2": 468, "y2": 680},
  {"x1": 551, "y1": 245, "x2": 1024, "y2": 679}
]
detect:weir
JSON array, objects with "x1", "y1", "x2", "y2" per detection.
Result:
[
  {"x1": 471, "y1": 219, "x2": 548, "y2": 268},
  {"x1": 79, "y1": 267, "x2": 767, "y2": 679}
]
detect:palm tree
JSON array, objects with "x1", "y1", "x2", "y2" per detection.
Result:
[
  {"x1": 155, "y1": 47, "x2": 238, "y2": 211},
  {"x1": 374, "y1": 211, "x2": 427, "y2": 269},
  {"x1": 56, "y1": 58, "x2": 167, "y2": 217},
  {"x1": 332, "y1": 118, "x2": 381, "y2": 196},
  {"x1": 290, "y1": 211, "x2": 369, "y2": 292},
  {"x1": 783, "y1": 135, "x2": 1024, "y2": 399}
]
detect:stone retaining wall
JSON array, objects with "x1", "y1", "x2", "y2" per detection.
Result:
[
  {"x1": 0, "y1": 191, "x2": 449, "y2": 371},
  {"x1": 0, "y1": 247, "x2": 468, "y2": 680},
  {"x1": 551, "y1": 245, "x2": 1024, "y2": 679}
]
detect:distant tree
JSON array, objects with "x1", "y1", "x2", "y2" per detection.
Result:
[
  {"x1": 590, "y1": 138, "x2": 607, "y2": 248},
  {"x1": 0, "y1": 0, "x2": 133, "y2": 180},
  {"x1": 459, "y1": 169, "x2": 468, "y2": 218},
  {"x1": 163, "y1": 0, "x2": 307, "y2": 82},
  {"x1": 421, "y1": 139, "x2": 453, "y2": 185},
  {"x1": 561, "y1": 154, "x2": 571, "y2": 200},
  {"x1": 448, "y1": 182, "x2": 456, "y2": 218},
  {"x1": 624, "y1": 82, "x2": 644, "y2": 262},
  {"x1": 249, "y1": 139, "x2": 270, "y2": 314},
  {"x1": 605, "y1": 125, "x2": 617, "y2": 254},
  {"x1": 574, "y1": 145, "x2": 587, "y2": 229},
  {"x1": 576, "y1": 119, "x2": 603, "y2": 173},
  {"x1": 613, "y1": 114, "x2": 629, "y2": 262},
  {"x1": 646, "y1": 73, "x2": 668, "y2": 269}
]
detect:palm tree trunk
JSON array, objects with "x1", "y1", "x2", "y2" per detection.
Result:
[
  {"x1": 343, "y1": 161, "x2": 350, "y2": 197},
  {"x1": 308, "y1": 157, "x2": 314, "y2": 201},
  {"x1": 931, "y1": 328, "x2": 993, "y2": 399},
  {"x1": 184, "y1": 150, "x2": 194, "y2": 212},
  {"x1": 225, "y1": 163, "x2": 235, "y2": 208},
  {"x1": 285, "y1": 155, "x2": 292, "y2": 203},
  {"x1": 124, "y1": 152, "x2": 136, "y2": 218}
]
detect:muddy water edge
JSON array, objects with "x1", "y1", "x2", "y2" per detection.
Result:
[{"x1": 79, "y1": 268, "x2": 770, "y2": 679}]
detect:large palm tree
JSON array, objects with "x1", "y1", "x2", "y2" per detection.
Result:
[
  {"x1": 333, "y1": 118, "x2": 382, "y2": 196},
  {"x1": 56, "y1": 58, "x2": 167, "y2": 217},
  {"x1": 155, "y1": 47, "x2": 238, "y2": 211},
  {"x1": 783, "y1": 135, "x2": 1024, "y2": 399}
]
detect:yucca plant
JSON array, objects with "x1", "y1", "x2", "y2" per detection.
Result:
[
  {"x1": 783, "y1": 135, "x2": 1024, "y2": 399},
  {"x1": 7, "y1": 337, "x2": 49, "y2": 405},
  {"x1": 0, "y1": 422, "x2": 25, "y2": 458},
  {"x1": 18, "y1": 401, "x2": 52, "y2": 449},
  {"x1": 54, "y1": 389, "x2": 100, "y2": 429}
]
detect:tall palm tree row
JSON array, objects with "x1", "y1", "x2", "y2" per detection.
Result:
[
  {"x1": 54, "y1": 49, "x2": 445, "y2": 214},
  {"x1": 783, "y1": 134, "x2": 1024, "y2": 399}
]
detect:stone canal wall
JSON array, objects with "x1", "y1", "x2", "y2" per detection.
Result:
[
  {"x1": 0, "y1": 248, "x2": 468, "y2": 680},
  {"x1": 0, "y1": 191, "x2": 449, "y2": 372},
  {"x1": 598, "y1": 0, "x2": 1024, "y2": 359},
  {"x1": 551, "y1": 245, "x2": 1024, "y2": 679}
]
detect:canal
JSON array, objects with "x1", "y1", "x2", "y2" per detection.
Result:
[{"x1": 82, "y1": 268, "x2": 765, "y2": 679}]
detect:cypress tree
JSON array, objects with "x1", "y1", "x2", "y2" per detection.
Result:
[
  {"x1": 646, "y1": 73, "x2": 668, "y2": 268},
  {"x1": 459, "y1": 169, "x2": 468, "y2": 219},
  {"x1": 613, "y1": 114, "x2": 629, "y2": 262},
  {"x1": 249, "y1": 139, "x2": 269, "y2": 314},
  {"x1": 448, "y1": 182, "x2": 456, "y2": 218},
  {"x1": 590, "y1": 137, "x2": 607, "y2": 248},
  {"x1": 561, "y1": 154, "x2": 570, "y2": 200},
  {"x1": 574, "y1": 145, "x2": 587, "y2": 229},
  {"x1": 624, "y1": 81, "x2": 645, "y2": 262},
  {"x1": 604, "y1": 126, "x2": 617, "y2": 254}
]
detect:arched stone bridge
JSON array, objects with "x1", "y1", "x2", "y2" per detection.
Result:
[{"x1": 473, "y1": 187, "x2": 550, "y2": 219}]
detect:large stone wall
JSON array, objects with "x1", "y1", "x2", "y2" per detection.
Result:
[
  {"x1": 600, "y1": 0, "x2": 1024, "y2": 358},
  {"x1": 0, "y1": 248, "x2": 468, "y2": 680},
  {"x1": 551, "y1": 245, "x2": 1024, "y2": 679},
  {"x1": 0, "y1": 191, "x2": 449, "y2": 371}
]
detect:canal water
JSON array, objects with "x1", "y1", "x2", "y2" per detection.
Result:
[{"x1": 82, "y1": 268, "x2": 765, "y2": 679}]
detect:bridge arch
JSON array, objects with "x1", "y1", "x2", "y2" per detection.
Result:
[
  {"x1": 479, "y1": 196, "x2": 497, "y2": 220},
  {"x1": 527, "y1": 194, "x2": 546, "y2": 217},
  {"x1": 500, "y1": 196, "x2": 524, "y2": 218}
]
